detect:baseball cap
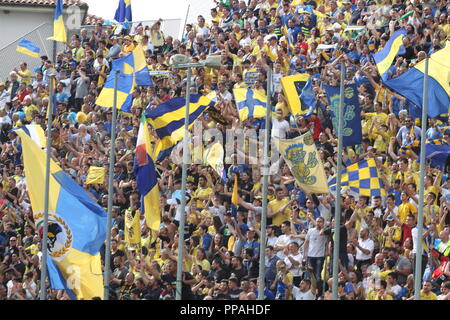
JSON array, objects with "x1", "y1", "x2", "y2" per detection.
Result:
[{"x1": 386, "y1": 215, "x2": 394, "y2": 221}]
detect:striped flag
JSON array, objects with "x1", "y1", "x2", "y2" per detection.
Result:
[
  {"x1": 133, "y1": 113, "x2": 161, "y2": 231},
  {"x1": 16, "y1": 39, "x2": 40, "y2": 58}
]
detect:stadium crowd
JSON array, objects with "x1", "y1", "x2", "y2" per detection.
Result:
[{"x1": 1, "y1": 0, "x2": 450, "y2": 300}]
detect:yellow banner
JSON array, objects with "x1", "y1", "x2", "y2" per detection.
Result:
[
  {"x1": 85, "y1": 166, "x2": 105, "y2": 185},
  {"x1": 276, "y1": 132, "x2": 329, "y2": 194}
]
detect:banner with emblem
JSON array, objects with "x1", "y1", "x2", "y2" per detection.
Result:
[
  {"x1": 124, "y1": 209, "x2": 141, "y2": 250},
  {"x1": 275, "y1": 132, "x2": 329, "y2": 194},
  {"x1": 16, "y1": 130, "x2": 107, "y2": 300},
  {"x1": 323, "y1": 83, "x2": 362, "y2": 147}
]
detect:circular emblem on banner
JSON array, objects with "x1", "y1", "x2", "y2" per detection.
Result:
[
  {"x1": 35, "y1": 212, "x2": 72, "y2": 261},
  {"x1": 303, "y1": 134, "x2": 314, "y2": 146},
  {"x1": 344, "y1": 86, "x2": 354, "y2": 99}
]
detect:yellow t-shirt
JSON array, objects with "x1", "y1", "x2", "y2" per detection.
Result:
[
  {"x1": 73, "y1": 47, "x2": 85, "y2": 62},
  {"x1": 383, "y1": 225, "x2": 401, "y2": 248},
  {"x1": 398, "y1": 202, "x2": 418, "y2": 223},
  {"x1": 194, "y1": 187, "x2": 214, "y2": 208},
  {"x1": 420, "y1": 290, "x2": 437, "y2": 300},
  {"x1": 18, "y1": 69, "x2": 31, "y2": 85},
  {"x1": 23, "y1": 104, "x2": 39, "y2": 122},
  {"x1": 193, "y1": 257, "x2": 211, "y2": 272},
  {"x1": 373, "y1": 292, "x2": 394, "y2": 300},
  {"x1": 268, "y1": 198, "x2": 291, "y2": 226}
]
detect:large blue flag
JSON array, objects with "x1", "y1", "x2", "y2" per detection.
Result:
[
  {"x1": 424, "y1": 139, "x2": 450, "y2": 170},
  {"x1": 114, "y1": 0, "x2": 132, "y2": 22},
  {"x1": 323, "y1": 83, "x2": 362, "y2": 147},
  {"x1": 16, "y1": 131, "x2": 107, "y2": 300},
  {"x1": 384, "y1": 42, "x2": 450, "y2": 118}
]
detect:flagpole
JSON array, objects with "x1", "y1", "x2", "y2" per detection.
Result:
[
  {"x1": 258, "y1": 65, "x2": 272, "y2": 300},
  {"x1": 39, "y1": 74, "x2": 54, "y2": 300},
  {"x1": 414, "y1": 56, "x2": 429, "y2": 300},
  {"x1": 176, "y1": 67, "x2": 192, "y2": 300},
  {"x1": 103, "y1": 70, "x2": 120, "y2": 300},
  {"x1": 332, "y1": 64, "x2": 345, "y2": 300}
]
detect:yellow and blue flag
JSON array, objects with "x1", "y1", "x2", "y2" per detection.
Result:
[
  {"x1": 384, "y1": 42, "x2": 450, "y2": 118},
  {"x1": 16, "y1": 39, "x2": 40, "y2": 58},
  {"x1": 16, "y1": 130, "x2": 107, "y2": 300},
  {"x1": 323, "y1": 83, "x2": 362, "y2": 147},
  {"x1": 280, "y1": 73, "x2": 311, "y2": 116},
  {"x1": 14, "y1": 125, "x2": 46, "y2": 149},
  {"x1": 233, "y1": 88, "x2": 267, "y2": 121},
  {"x1": 146, "y1": 92, "x2": 216, "y2": 161},
  {"x1": 134, "y1": 113, "x2": 161, "y2": 231},
  {"x1": 96, "y1": 45, "x2": 152, "y2": 113},
  {"x1": 47, "y1": 0, "x2": 67, "y2": 43},
  {"x1": 275, "y1": 132, "x2": 329, "y2": 194},
  {"x1": 114, "y1": 0, "x2": 132, "y2": 22},
  {"x1": 133, "y1": 44, "x2": 152, "y2": 87},
  {"x1": 328, "y1": 158, "x2": 387, "y2": 197},
  {"x1": 373, "y1": 28, "x2": 406, "y2": 80},
  {"x1": 96, "y1": 53, "x2": 136, "y2": 113}
]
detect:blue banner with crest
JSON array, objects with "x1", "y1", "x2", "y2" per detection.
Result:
[{"x1": 323, "y1": 83, "x2": 362, "y2": 147}]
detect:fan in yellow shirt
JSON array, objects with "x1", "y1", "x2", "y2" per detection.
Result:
[
  {"x1": 398, "y1": 192, "x2": 418, "y2": 223},
  {"x1": 268, "y1": 188, "x2": 292, "y2": 227},
  {"x1": 14, "y1": 63, "x2": 31, "y2": 85}
]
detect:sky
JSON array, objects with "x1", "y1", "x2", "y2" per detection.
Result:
[{"x1": 83, "y1": 0, "x2": 210, "y2": 22}]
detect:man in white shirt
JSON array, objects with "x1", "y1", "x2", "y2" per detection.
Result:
[
  {"x1": 396, "y1": 116, "x2": 421, "y2": 146},
  {"x1": 208, "y1": 195, "x2": 227, "y2": 224},
  {"x1": 0, "y1": 82, "x2": 11, "y2": 109},
  {"x1": 0, "y1": 107, "x2": 12, "y2": 130},
  {"x1": 271, "y1": 109, "x2": 290, "y2": 140},
  {"x1": 217, "y1": 82, "x2": 233, "y2": 102},
  {"x1": 353, "y1": 228, "x2": 375, "y2": 271},
  {"x1": 275, "y1": 221, "x2": 301, "y2": 260},
  {"x1": 302, "y1": 217, "x2": 327, "y2": 282},
  {"x1": 266, "y1": 225, "x2": 279, "y2": 247},
  {"x1": 284, "y1": 242, "x2": 303, "y2": 286},
  {"x1": 291, "y1": 266, "x2": 317, "y2": 300}
]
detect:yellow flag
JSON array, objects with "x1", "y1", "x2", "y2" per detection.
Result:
[
  {"x1": 231, "y1": 174, "x2": 239, "y2": 205},
  {"x1": 280, "y1": 73, "x2": 310, "y2": 116},
  {"x1": 85, "y1": 166, "x2": 105, "y2": 185},
  {"x1": 124, "y1": 209, "x2": 141, "y2": 249},
  {"x1": 275, "y1": 132, "x2": 329, "y2": 194}
]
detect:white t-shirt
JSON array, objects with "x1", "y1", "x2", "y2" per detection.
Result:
[
  {"x1": 271, "y1": 118, "x2": 290, "y2": 140},
  {"x1": 389, "y1": 284, "x2": 402, "y2": 296},
  {"x1": 292, "y1": 286, "x2": 315, "y2": 300},
  {"x1": 305, "y1": 228, "x2": 327, "y2": 258},
  {"x1": 267, "y1": 235, "x2": 279, "y2": 248},
  {"x1": 275, "y1": 234, "x2": 301, "y2": 259},
  {"x1": 284, "y1": 252, "x2": 303, "y2": 277},
  {"x1": 208, "y1": 205, "x2": 226, "y2": 224},
  {"x1": 318, "y1": 202, "x2": 331, "y2": 221},
  {"x1": 355, "y1": 238, "x2": 374, "y2": 261}
]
